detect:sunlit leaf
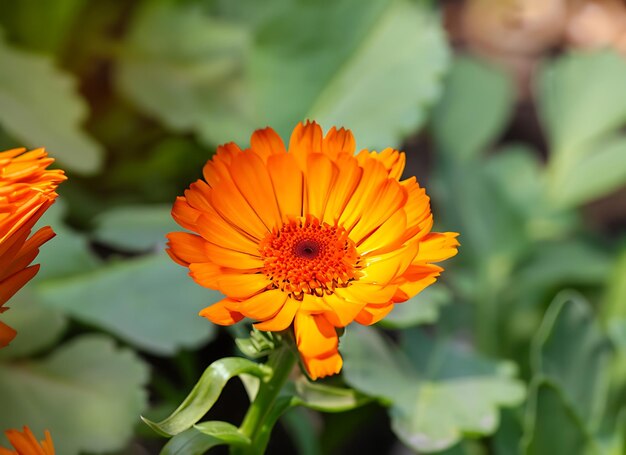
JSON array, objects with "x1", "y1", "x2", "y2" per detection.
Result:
[
  {"x1": 143, "y1": 357, "x2": 271, "y2": 436},
  {"x1": 161, "y1": 421, "x2": 250, "y2": 455},
  {"x1": 522, "y1": 380, "x2": 596, "y2": 455},
  {"x1": 538, "y1": 50, "x2": 626, "y2": 207},
  {"x1": 117, "y1": 0, "x2": 449, "y2": 148},
  {"x1": 0, "y1": 335, "x2": 149, "y2": 455},
  {"x1": 36, "y1": 252, "x2": 219, "y2": 355},
  {"x1": 0, "y1": 292, "x2": 67, "y2": 360},
  {"x1": 94, "y1": 204, "x2": 177, "y2": 251},
  {"x1": 0, "y1": 31, "x2": 103, "y2": 173},
  {"x1": 531, "y1": 292, "x2": 613, "y2": 432},
  {"x1": 432, "y1": 56, "x2": 513, "y2": 161},
  {"x1": 342, "y1": 326, "x2": 525, "y2": 453},
  {"x1": 289, "y1": 377, "x2": 371, "y2": 413},
  {"x1": 380, "y1": 285, "x2": 451, "y2": 329}
]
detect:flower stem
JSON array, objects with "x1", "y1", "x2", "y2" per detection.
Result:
[{"x1": 233, "y1": 345, "x2": 297, "y2": 455}]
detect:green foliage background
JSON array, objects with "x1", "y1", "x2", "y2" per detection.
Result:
[{"x1": 0, "y1": 0, "x2": 624, "y2": 454}]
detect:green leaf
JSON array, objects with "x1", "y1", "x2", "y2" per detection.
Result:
[
  {"x1": 36, "y1": 252, "x2": 218, "y2": 355},
  {"x1": 531, "y1": 292, "x2": 613, "y2": 432},
  {"x1": 537, "y1": 50, "x2": 626, "y2": 207},
  {"x1": 342, "y1": 326, "x2": 525, "y2": 453},
  {"x1": 281, "y1": 408, "x2": 323, "y2": 455},
  {"x1": 117, "y1": 0, "x2": 448, "y2": 148},
  {"x1": 161, "y1": 421, "x2": 250, "y2": 455},
  {"x1": 0, "y1": 292, "x2": 67, "y2": 360},
  {"x1": 484, "y1": 145, "x2": 577, "y2": 241},
  {"x1": 93, "y1": 204, "x2": 177, "y2": 251},
  {"x1": 379, "y1": 285, "x2": 451, "y2": 329},
  {"x1": 512, "y1": 240, "x2": 611, "y2": 296},
  {"x1": 0, "y1": 335, "x2": 149, "y2": 455},
  {"x1": 432, "y1": 56, "x2": 514, "y2": 160},
  {"x1": 33, "y1": 200, "x2": 100, "y2": 281},
  {"x1": 0, "y1": 0, "x2": 87, "y2": 54},
  {"x1": 0, "y1": 31, "x2": 103, "y2": 174},
  {"x1": 143, "y1": 357, "x2": 271, "y2": 436},
  {"x1": 522, "y1": 380, "x2": 596, "y2": 455},
  {"x1": 290, "y1": 377, "x2": 371, "y2": 412}
]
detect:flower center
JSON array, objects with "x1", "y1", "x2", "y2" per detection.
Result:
[{"x1": 259, "y1": 216, "x2": 361, "y2": 299}]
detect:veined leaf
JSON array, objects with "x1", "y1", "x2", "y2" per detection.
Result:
[
  {"x1": 117, "y1": 0, "x2": 448, "y2": 149},
  {"x1": 0, "y1": 335, "x2": 148, "y2": 455},
  {"x1": 0, "y1": 30, "x2": 103, "y2": 173},
  {"x1": 37, "y1": 252, "x2": 218, "y2": 355},
  {"x1": 342, "y1": 326, "x2": 525, "y2": 453}
]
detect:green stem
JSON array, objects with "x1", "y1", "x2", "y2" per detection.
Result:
[{"x1": 232, "y1": 345, "x2": 297, "y2": 455}]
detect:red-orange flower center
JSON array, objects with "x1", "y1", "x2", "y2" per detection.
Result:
[{"x1": 259, "y1": 216, "x2": 361, "y2": 299}]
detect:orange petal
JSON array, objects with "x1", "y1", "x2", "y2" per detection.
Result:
[
  {"x1": 288, "y1": 121, "x2": 323, "y2": 168},
  {"x1": 228, "y1": 152, "x2": 283, "y2": 231},
  {"x1": 302, "y1": 350, "x2": 343, "y2": 380},
  {"x1": 414, "y1": 232, "x2": 460, "y2": 264},
  {"x1": 204, "y1": 242, "x2": 263, "y2": 270},
  {"x1": 0, "y1": 320, "x2": 17, "y2": 348},
  {"x1": 166, "y1": 232, "x2": 211, "y2": 266},
  {"x1": 294, "y1": 312, "x2": 338, "y2": 358},
  {"x1": 322, "y1": 154, "x2": 363, "y2": 225},
  {"x1": 322, "y1": 292, "x2": 366, "y2": 327},
  {"x1": 361, "y1": 241, "x2": 418, "y2": 286},
  {"x1": 354, "y1": 302, "x2": 395, "y2": 325},
  {"x1": 322, "y1": 126, "x2": 355, "y2": 159},
  {"x1": 238, "y1": 289, "x2": 287, "y2": 320},
  {"x1": 356, "y1": 208, "x2": 407, "y2": 256},
  {"x1": 210, "y1": 178, "x2": 269, "y2": 240},
  {"x1": 305, "y1": 153, "x2": 339, "y2": 221},
  {"x1": 254, "y1": 297, "x2": 300, "y2": 331},
  {"x1": 0, "y1": 265, "x2": 39, "y2": 307},
  {"x1": 215, "y1": 273, "x2": 269, "y2": 299},
  {"x1": 357, "y1": 148, "x2": 406, "y2": 180},
  {"x1": 199, "y1": 298, "x2": 244, "y2": 325},
  {"x1": 336, "y1": 282, "x2": 397, "y2": 304},
  {"x1": 250, "y1": 127, "x2": 286, "y2": 161},
  {"x1": 267, "y1": 153, "x2": 304, "y2": 219}
]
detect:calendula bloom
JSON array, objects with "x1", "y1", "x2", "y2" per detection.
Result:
[
  {"x1": 0, "y1": 148, "x2": 65, "y2": 348},
  {"x1": 0, "y1": 427, "x2": 54, "y2": 455},
  {"x1": 167, "y1": 122, "x2": 459, "y2": 379}
]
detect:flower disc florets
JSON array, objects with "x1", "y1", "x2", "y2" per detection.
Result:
[{"x1": 260, "y1": 215, "x2": 362, "y2": 299}]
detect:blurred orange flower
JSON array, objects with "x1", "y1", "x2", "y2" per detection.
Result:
[
  {"x1": 0, "y1": 426, "x2": 54, "y2": 455},
  {"x1": 0, "y1": 148, "x2": 65, "y2": 348},
  {"x1": 167, "y1": 122, "x2": 458, "y2": 379}
]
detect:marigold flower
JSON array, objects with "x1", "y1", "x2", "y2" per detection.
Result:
[
  {"x1": 0, "y1": 148, "x2": 65, "y2": 348},
  {"x1": 0, "y1": 426, "x2": 54, "y2": 455},
  {"x1": 167, "y1": 122, "x2": 459, "y2": 379}
]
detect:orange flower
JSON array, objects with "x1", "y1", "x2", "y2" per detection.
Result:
[
  {"x1": 0, "y1": 427, "x2": 54, "y2": 455},
  {"x1": 0, "y1": 148, "x2": 65, "y2": 348},
  {"x1": 167, "y1": 122, "x2": 459, "y2": 379}
]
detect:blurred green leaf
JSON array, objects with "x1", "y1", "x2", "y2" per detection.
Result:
[
  {"x1": 36, "y1": 252, "x2": 219, "y2": 355},
  {"x1": 531, "y1": 292, "x2": 612, "y2": 431},
  {"x1": 0, "y1": 335, "x2": 148, "y2": 455},
  {"x1": 379, "y1": 285, "x2": 452, "y2": 329},
  {"x1": 0, "y1": 31, "x2": 103, "y2": 173},
  {"x1": 281, "y1": 408, "x2": 322, "y2": 455},
  {"x1": 342, "y1": 326, "x2": 525, "y2": 453},
  {"x1": 143, "y1": 357, "x2": 271, "y2": 437},
  {"x1": 161, "y1": 422, "x2": 250, "y2": 455},
  {"x1": 538, "y1": 51, "x2": 626, "y2": 207},
  {"x1": 33, "y1": 200, "x2": 101, "y2": 281},
  {"x1": 94, "y1": 204, "x2": 177, "y2": 251},
  {"x1": 117, "y1": 0, "x2": 448, "y2": 148},
  {"x1": 484, "y1": 145, "x2": 577, "y2": 241},
  {"x1": 432, "y1": 56, "x2": 513, "y2": 160},
  {"x1": 0, "y1": 292, "x2": 67, "y2": 361},
  {"x1": 512, "y1": 240, "x2": 611, "y2": 296},
  {"x1": 522, "y1": 380, "x2": 596, "y2": 455},
  {"x1": 0, "y1": 0, "x2": 87, "y2": 54}
]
